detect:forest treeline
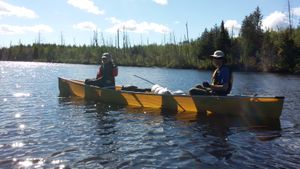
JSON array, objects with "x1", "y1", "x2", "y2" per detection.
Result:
[{"x1": 1, "y1": 7, "x2": 300, "y2": 73}]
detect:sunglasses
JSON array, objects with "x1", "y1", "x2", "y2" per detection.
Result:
[{"x1": 212, "y1": 57, "x2": 224, "y2": 60}]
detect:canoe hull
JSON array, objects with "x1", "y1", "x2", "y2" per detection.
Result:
[{"x1": 58, "y1": 77, "x2": 284, "y2": 120}]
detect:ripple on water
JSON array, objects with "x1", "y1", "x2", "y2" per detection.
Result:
[
  {"x1": 13, "y1": 93, "x2": 31, "y2": 97},
  {"x1": 1, "y1": 62, "x2": 300, "y2": 168}
]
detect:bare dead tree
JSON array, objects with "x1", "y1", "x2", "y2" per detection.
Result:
[
  {"x1": 288, "y1": 0, "x2": 293, "y2": 36},
  {"x1": 60, "y1": 31, "x2": 65, "y2": 46},
  {"x1": 92, "y1": 30, "x2": 98, "y2": 46},
  {"x1": 185, "y1": 22, "x2": 189, "y2": 42},
  {"x1": 101, "y1": 32, "x2": 105, "y2": 46},
  {"x1": 117, "y1": 29, "x2": 120, "y2": 49}
]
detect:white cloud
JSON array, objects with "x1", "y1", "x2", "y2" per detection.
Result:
[
  {"x1": 0, "y1": 0, "x2": 38, "y2": 19},
  {"x1": 0, "y1": 24, "x2": 53, "y2": 35},
  {"x1": 108, "y1": 17, "x2": 120, "y2": 24},
  {"x1": 73, "y1": 21, "x2": 97, "y2": 31},
  {"x1": 153, "y1": 0, "x2": 168, "y2": 5},
  {"x1": 292, "y1": 6, "x2": 300, "y2": 16},
  {"x1": 67, "y1": 0, "x2": 104, "y2": 15},
  {"x1": 224, "y1": 20, "x2": 241, "y2": 37},
  {"x1": 262, "y1": 11, "x2": 289, "y2": 31},
  {"x1": 224, "y1": 20, "x2": 241, "y2": 30},
  {"x1": 106, "y1": 17, "x2": 171, "y2": 34}
]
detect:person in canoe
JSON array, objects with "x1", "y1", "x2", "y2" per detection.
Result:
[
  {"x1": 85, "y1": 52, "x2": 118, "y2": 88},
  {"x1": 189, "y1": 50, "x2": 233, "y2": 96}
]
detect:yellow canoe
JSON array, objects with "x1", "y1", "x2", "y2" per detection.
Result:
[{"x1": 58, "y1": 77, "x2": 284, "y2": 120}]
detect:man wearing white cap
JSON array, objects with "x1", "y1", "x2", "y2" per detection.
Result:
[
  {"x1": 85, "y1": 52, "x2": 118, "y2": 88},
  {"x1": 189, "y1": 50, "x2": 233, "y2": 96}
]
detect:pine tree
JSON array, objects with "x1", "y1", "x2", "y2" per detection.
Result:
[{"x1": 240, "y1": 7, "x2": 263, "y2": 70}]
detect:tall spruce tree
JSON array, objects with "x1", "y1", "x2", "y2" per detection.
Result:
[
  {"x1": 198, "y1": 28, "x2": 215, "y2": 59},
  {"x1": 216, "y1": 21, "x2": 231, "y2": 58},
  {"x1": 276, "y1": 30, "x2": 296, "y2": 72},
  {"x1": 240, "y1": 7, "x2": 263, "y2": 70}
]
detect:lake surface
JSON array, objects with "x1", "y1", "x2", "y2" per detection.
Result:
[{"x1": 0, "y1": 61, "x2": 299, "y2": 169}]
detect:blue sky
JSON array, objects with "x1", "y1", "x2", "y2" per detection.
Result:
[{"x1": 1, "y1": 0, "x2": 300, "y2": 47}]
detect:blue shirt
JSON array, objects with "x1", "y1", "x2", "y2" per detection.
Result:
[
  {"x1": 213, "y1": 66, "x2": 230, "y2": 85},
  {"x1": 212, "y1": 66, "x2": 231, "y2": 95}
]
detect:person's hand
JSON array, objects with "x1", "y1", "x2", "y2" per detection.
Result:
[{"x1": 202, "y1": 81, "x2": 210, "y2": 88}]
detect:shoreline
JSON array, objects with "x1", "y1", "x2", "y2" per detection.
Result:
[{"x1": 1, "y1": 60, "x2": 299, "y2": 75}]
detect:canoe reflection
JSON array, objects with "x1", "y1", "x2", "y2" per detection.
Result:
[
  {"x1": 58, "y1": 98, "x2": 282, "y2": 164},
  {"x1": 59, "y1": 97, "x2": 281, "y2": 141}
]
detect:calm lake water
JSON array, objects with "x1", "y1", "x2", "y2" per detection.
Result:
[{"x1": 0, "y1": 61, "x2": 299, "y2": 169}]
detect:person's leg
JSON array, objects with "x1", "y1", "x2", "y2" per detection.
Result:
[
  {"x1": 189, "y1": 88, "x2": 211, "y2": 95},
  {"x1": 85, "y1": 78, "x2": 96, "y2": 85},
  {"x1": 195, "y1": 84, "x2": 204, "y2": 88},
  {"x1": 85, "y1": 78, "x2": 103, "y2": 87},
  {"x1": 99, "y1": 80, "x2": 116, "y2": 88}
]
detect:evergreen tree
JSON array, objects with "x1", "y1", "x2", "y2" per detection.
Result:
[
  {"x1": 240, "y1": 7, "x2": 263, "y2": 70},
  {"x1": 198, "y1": 28, "x2": 215, "y2": 59},
  {"x1": 216, "y1": 21, "x2": 231, "y2": 58},
  {"x1": 261, "y1": 30, "x2": 276, "y2": 71},
  {"x1": 275, "y1": 31, "x2": 296, "y2": 72}
]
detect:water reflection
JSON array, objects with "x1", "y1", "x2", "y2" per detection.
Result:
[
  {"x1": 60, "y1": 96, "x2": 282, "y2": 141},
  {"x1": 194, "y1": 114, "x2": 281, "y2": 161},
  {"x1": 58, "y1": 97, "x2": 283, "y2": 167}
]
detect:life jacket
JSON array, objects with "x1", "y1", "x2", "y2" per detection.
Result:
[
  {"x1": 212, "y1": 66, "x2": 233, "y2": 95},
  {"x1": 96, "y1": 62, "x2": 118, "y2": 86},
  {"x1": 96, "y1": 63, "x2": 118, "y2": 79}
]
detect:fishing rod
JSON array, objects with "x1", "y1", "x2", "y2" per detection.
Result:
[
  {"x1": 133, "y1": 75, "x2": 156, "y2": 85},
  {"x1": 133, "y1": 74, "x2": 186, "y2": 112}
]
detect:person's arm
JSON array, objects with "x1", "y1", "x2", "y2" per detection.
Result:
[
  {"x1": 210, "y1": 83, "x2": 229, "y2": 91},
  {"x1": 112, "y1": 65, "x2": 118, "y2": 76},
  {"x1": 96, "y1": 66, "x2": 102, "y2": 79}
]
